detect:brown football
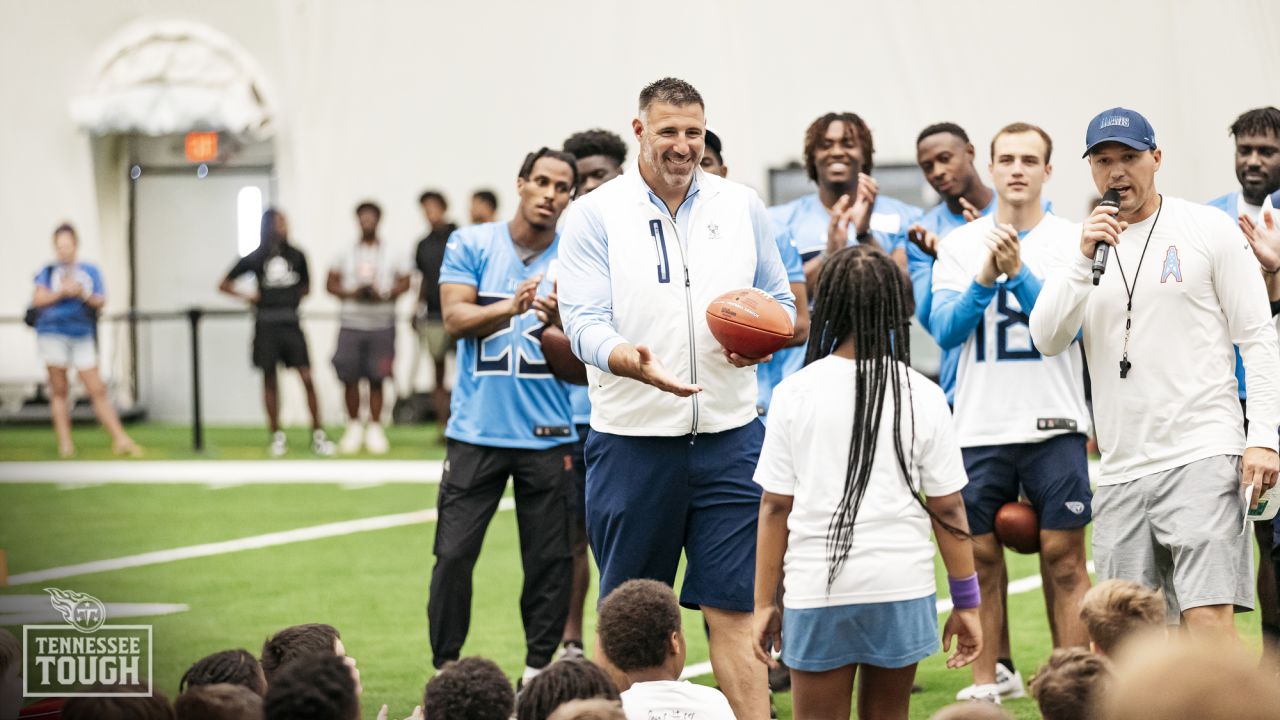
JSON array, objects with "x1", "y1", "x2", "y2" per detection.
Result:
[
  {"x1": 705, "y1": 288, "x2": 793, "y2": 359},
  {"x1": 541, "y1": 325, "x2": 588, "y2": 385},
  {"x1": 994, "y1": 502, "x2": 1040, "y2": 554}
]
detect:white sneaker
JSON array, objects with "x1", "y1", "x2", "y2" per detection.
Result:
[
  {"x1": 956, "y1": 662, "x2": 1024, "y2": 701},
  {"x1": 269, "y1": 431, "x2": 287, "y2": 458},
  {"x1": 338, "y1": 422, "x2": 364, "y2": 455},
  {"x1": 312, "y1": 429, "x2": 335, "y2": 456},
  {"x1": 364, "y1": 422, "x2": 389, "y2": 455}
]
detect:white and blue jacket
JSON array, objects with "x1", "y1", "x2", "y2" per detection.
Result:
[{"x1": 558, "y1": 163, "x2": 795, "y2": 437}]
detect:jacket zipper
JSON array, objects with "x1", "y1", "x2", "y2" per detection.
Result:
[{"x1": 666, "y1": 212, "x2": 699, "y2": 440}]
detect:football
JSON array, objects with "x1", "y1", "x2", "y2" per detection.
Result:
[
  {"x1": 541, "y1": 325, "x2": 588, "y2": 385},
  {"x1": 994, "y1": 502, "x2": 1040, "y2": 554},
  {"x1": 705, "y1": 288, "x2": 794, "y2": 359}
]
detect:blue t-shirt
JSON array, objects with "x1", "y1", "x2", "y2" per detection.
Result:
[
  {"x1": 909, "y1": 199, "x2": 995, "y2": 402},
  {"x1": 33, "y1": 262, "x2": 103, "y2": 338},
  {"x1": 768, "y1": 193, "x2": 902, "y2": 261},
  {"x1": 439, "y1": 222, "x2": 578, "y2": 450}
]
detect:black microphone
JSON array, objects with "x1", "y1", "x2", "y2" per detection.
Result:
[{"x1": 1091, "y1": 188, "x2": 1121, "y2": 285}]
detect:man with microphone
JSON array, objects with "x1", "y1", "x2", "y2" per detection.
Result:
[{"x1": 1030, "y1": 108, "x2": 1280, "y2": 634}]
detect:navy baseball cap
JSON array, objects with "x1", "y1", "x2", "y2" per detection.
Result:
[
  {"x1": 1082, "y1": 107, "x2": 1157, "y2": 157},
  {"x1": 704, "y1": 127, "x2": 723, "y2": 157}
]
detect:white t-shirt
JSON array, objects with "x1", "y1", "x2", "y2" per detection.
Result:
[
  {"x1": 1029, "y1": 197, "x2": 1280, "y2": 485},
  {"x1": 331, "y1": 240, "x2": 412, "y2": 330},
  {"x1": 620, "y1": 681, "x2": 735, "y2": 720},
  {"x1": 932, "y1": 213, "x2": 1091, "y2": 447},
  {"x1": 754, "y1": 356, "x2": 968, "y2": 609}
]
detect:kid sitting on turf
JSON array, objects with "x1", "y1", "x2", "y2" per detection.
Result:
[
  {"x1": 753, "y1": 245, "x2": 983, "y2": 719},
  {"x1": 596, "y1": 579, "x2": 734, "y2": 720},
  {"x1": 1077, "y1": 579, "x2": 1164, "y2": 657}
]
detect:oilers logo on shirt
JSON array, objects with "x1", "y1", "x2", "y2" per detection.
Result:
[{"x1": 1160, "y1": 245, "x2": 1183, "y2": 283}]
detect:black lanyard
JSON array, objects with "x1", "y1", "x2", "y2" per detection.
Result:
[{"x1": 1111, "y1": 195, "x2": 1163, "y2": 379}]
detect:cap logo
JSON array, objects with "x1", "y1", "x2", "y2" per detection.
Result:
[{"x1": 1099, "y1": 116, "x2": 1131, "y2": 129}]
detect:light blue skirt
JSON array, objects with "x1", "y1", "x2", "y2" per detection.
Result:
[{"x1": 781, "y1": 594, "x2": 939, "y2": 672}]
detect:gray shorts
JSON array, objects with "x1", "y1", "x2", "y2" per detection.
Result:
[
  {"x1": 1093, "y1": 455, "x2": 1254, "y2": 621},
  {"x1": 332, "y1": 326, "x2": 395, "y2": 383}
]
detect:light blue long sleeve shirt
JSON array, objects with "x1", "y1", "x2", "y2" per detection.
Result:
[{"x1": 929, "y1": 265, "x2": 1043, "y2": 351}]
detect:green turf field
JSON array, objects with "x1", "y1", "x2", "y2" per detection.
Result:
[{"x1": 0, "y1": 424, "x2": 1266, "y2": 719}]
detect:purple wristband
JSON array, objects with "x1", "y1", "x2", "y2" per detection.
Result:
[{"x1": 948, "y1": 573, "x2": 981, "y2": 610}]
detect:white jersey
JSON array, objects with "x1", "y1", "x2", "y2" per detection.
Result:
[
  {"x1": 754, "y1": 356, "x2": 968, "y2": 609},
  {"x1": 933, "y1": 213, "x2": 1090, "y2": 447},
  {"x1": 1030, "y1": 197, "x2": 1280, "y2": 485}
]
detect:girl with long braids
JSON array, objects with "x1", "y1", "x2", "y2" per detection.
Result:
[{"x1": 751, "y1": 245, "x2": 982, "y2": 719}]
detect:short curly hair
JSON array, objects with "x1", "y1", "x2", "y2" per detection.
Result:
[
  {"x1": 260, "y1": 623, "x2": 341, "y2": 683},
  {"x1": 263, "y1": 654, "x2": 358, "y2": 720},
  {"x1": 516, "y1": 658, "x2": 619, "y2": 720},
  {"x1": 424, "y1": 657, "x2": 514, "y2": 720},
  {"x1": 563, "y1": 129, "x2": 628, "y2": 167},
  {"x1": 174, "y1": 683, "x2": 263, "y2": 720},
  {"x1": 1029, "y1": 648, "x2": 1111, "y2": 720},
  {"x1": 596, "y1": 579, "x2": 681, "y2": 672}
]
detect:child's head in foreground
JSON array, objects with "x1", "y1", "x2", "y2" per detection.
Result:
[
  {"x1": 596, "y1": 579, "x2": 685, "y2": 679},
  {"x1": 1078, "y1": 579, "x2": 1164, "y2": 656}
]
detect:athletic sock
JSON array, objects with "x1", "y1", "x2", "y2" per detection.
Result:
[
  {"x1": 521, "y1": 664, "x2": 545, "y2": 683},
  {"x1": 998, "y1": 657, "x2": 1016, "y2": 674}
]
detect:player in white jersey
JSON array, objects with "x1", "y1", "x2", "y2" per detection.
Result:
[
  {"x1": 1031, "y1": 107, "x2": 1280, "y2": 638},
  {"x1": 931, "y1": 123, "x2": 1093, "y2": 702}
]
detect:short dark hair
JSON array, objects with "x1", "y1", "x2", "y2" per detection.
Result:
[
  {"x1": 423, "y1": 657, "x2": 514, "y2": 720},
  {"x1": 180, "y1": 649, "x2": 267, "y2": 696},
  {"x1": 418, "y1": 190, "x2": 447, "y2": 209},
  {"x1": 263, "y1": 655, "x2": 358, "y2": 720},
  {"x1": 991, "y1": 122, "x2": 1054, "y2": 164},
  {"x1": 804, "y1": 112, "x2": 876, "y2": 180},
  {"x1": 563, "y1": 129, "x2": 628, "y2": 167},
  {"x1": 1029, "y1": 648, "x2": 1111, "y2": 720},
  {"x1": 596, "y1": 579, "x2": 681, "y2": 672},
  {"x1": 175, "y1": 683, "x2": 264, "y2": 720},
  {"x1": 518, "y1": 147, "x2": 579, "y2": 192},
  {"x1": 472, "y1": 189, "x2": 499, "y2": 211},
  {"x1": 354, "y1": 201, "x2": 381, "y2": 219},
  {"x1": 63, "y1": 685, "x2": 174, "y2": 720},
  {"x1": 53, "y1": 221, "x2": 78, "y2": 242},
  {"x1": 918, "y1": 122, "x2": 970, "y2": 145},
  {"x1": 260, "y1": 623, "x2": 341, "y2": 683},
  {"x1": 638, "y1": 77, "x2": 704, "y2": 115},
  {"x1": 1230, "y1": 107, "x2": 1280, "y2": 139},
  {"x1": 515, "y1": 658, "x2": 619, "y2": 720}
]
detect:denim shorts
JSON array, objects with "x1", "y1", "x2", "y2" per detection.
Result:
[{"x1": 782, "y1": 595, "x2": 938, "y2": 672}]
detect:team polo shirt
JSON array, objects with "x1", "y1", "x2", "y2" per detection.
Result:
[
  {"x1": 439, "y1": 221, "x2": 577, "y2": 450},
  {"x1": 930, "y1": 213, "x2": 1090, "y2": 447}
]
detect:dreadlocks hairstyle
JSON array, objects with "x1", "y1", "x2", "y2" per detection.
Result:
[
  {"x1": 804, "y1": 112, "x2": 876, "y2": 182},
  {"x1": 1229, "y1": 107, "x2": 1280, "y2": 139},
  {"x1": 515, "y1": 658, "x2": 619, "y2": 720},
  {"x1": 805, "y1": 245, "x2": 964, "y2": 589},
  {"x1": 179, "y1": 649, "x2": 267, "y2": 696}
]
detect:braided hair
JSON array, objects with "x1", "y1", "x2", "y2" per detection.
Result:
[
  {"x1": 179, "y1": 648, "x2": 267, "y2": 696},
  {"x1": 515, "y1": 658, "x2": 619, "y2": 720},
  {"x1": 806, "y1": 245, "x2": 966, "y2": 590}
]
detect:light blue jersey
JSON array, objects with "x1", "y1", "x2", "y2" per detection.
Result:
[
  {"x1": 768, "y1": 193, "x2": 904, "y2": 261},
  {"x1": 439, "y1": 222, "x2": 577, "y2": 449},
  {"x1": 1207, "y1": 191, "x2": 1248, "y2": 400},
  {"x1": 755, "y1": 228, "x2": 806, "y2": 415},
  {"x1": 909, "y1": 198, "x2": 995, "y2": 402}
]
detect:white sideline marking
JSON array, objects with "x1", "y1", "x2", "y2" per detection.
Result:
[
  {"x1": 0, "y1": 459, "x2": 443, "y2": 485},
  {"x1": 679, "y1": 560, "x2": 1098, "y2": 681},
  {"x1": 0, "y1": 595, "x2": 189, "y2": 625},
  {"x1": 6, "y1": 498, "x2": 515, "y2": 587}
]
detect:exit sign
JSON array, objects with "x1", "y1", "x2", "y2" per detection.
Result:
[{"x1": 185, "y1": 132, "x2": 218, "y2": 163}]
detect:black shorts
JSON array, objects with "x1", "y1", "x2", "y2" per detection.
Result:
[{"x1": 253, "y1": 322, "x2": 310, "y2": 369}]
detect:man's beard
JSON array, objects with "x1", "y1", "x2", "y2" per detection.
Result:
[{"x1": 645, "y1": 144, "x2": 695, "y2": 186}]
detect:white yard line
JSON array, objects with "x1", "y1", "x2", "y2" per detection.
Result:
[
  {"x1": 6, "y1": 498, "x2": 514, "y2": 587},
  {"x1": 0, "y1": 459, "x2": 443, "y2": 485},
  {"x1": 0, "y1": 596, "x2": 189, "y2": 625}
]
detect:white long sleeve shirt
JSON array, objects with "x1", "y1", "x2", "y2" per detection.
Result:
[{"x1": 1029, "y1": 196, "x2": 1280, "y2": 486}]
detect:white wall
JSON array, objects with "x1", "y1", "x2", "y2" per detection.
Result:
[{"x1": 2, "y1": 0, "x2": 1277, "y2": 423}]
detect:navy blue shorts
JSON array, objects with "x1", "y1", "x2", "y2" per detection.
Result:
[
  {"x1": 961, "y1": 432, "x2": 1092, "y2": 536},
  {"x1": 585, "y1": 420, "x2": 764, "y2": 612}
]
